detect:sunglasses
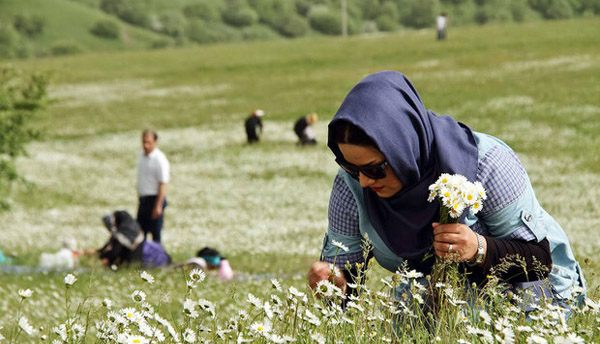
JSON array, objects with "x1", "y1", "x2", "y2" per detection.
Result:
[{"x1": 336, "y1": 158, "x2": 389, "y2": 180}]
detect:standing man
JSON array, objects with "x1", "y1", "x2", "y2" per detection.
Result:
[
  {"x1": 137, "y1": 130, "x2": 170, "y2": 242},
  {"x1": 436, "y1": 12, "x2": 447, "y2": 40}
]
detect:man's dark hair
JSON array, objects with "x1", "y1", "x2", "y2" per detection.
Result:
[
  {"x1": 330, "y1": 120, "x2": 377, "y2": 147},
  {"x1": 142, "y1": 129, "x2": 158, "y2": 141}
]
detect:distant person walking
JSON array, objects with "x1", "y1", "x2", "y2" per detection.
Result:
[
  {"x1": 294, "y1": 113, "x2": 318, "y2": 146},
  {"x1": 137, "y1": 130, "x2": 170, "y2": 242},
  {"x1": 436, "y1": 12, "x2": 447, "y2": 40},
  {"x1": 245, "y1": 109, "x2": 264, "y2": 144}
]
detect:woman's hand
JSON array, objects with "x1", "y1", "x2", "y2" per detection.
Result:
[
  {"x1": 432, "y1": 222, "x2": 482, "y2": 262},
  {"x1": 307, "y1": 261, "x2": 347, "y2": 294}
]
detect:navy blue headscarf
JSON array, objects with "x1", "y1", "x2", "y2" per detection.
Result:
[{"x1": 328, "y1": 71, "x2": 478, "y2": 260}]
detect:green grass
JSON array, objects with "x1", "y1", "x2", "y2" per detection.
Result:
[
  {"x1": 1, "y1": 17, "x2": 599, "y2": 343},
  {"x1": 0, "y1": 0, "x2": 172, "y2": 55}
]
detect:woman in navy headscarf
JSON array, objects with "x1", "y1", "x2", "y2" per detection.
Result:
[{"x1": 308, "y1": 71, "x2": 585, "y2": 305}]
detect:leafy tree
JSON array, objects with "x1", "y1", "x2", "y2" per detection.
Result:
[
  {"x1": 400, "y1": 0, "x2": 439, "y2": 28},
  {"x1": 187, "y1": 20, "x2": 241, "y2": 43},
  {"x1": 0, "y1": 67, "x2": 48, "y2": 209}
]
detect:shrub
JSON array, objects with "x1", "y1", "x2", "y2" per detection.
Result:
[
  {"x1": 100, "y1": 0, "x2": 150, "y2": 27},
  {"x1": 400, "y1": 0, "x2": 437, "y2": 29},
  {"x1": 222, "y1": 2, "x2": 259, "y2": 27},
  {"x1": 376, "y1": 14, "x2": 397, "y2": 31},
  {"x1": 474, "y1": 0, "x2": 514, "y2": 24},
  {"x1": 157, "y1": 12, "x2": 186, "y2": 37},
  {"x1": 273, "y1": 13, "x2": 309, "y2": 37},
  {"x1": 182, "y1": 0, "x2": 223, "y2": 22},
  {"x1": 248, "y1": 0, "x2": 295, "y2": 26},
  {"x1": 295, "y1": 0, "x2": 311, "y2": 16},
  {"x1": 545, "y1": 0, "x2": 574, "y2": 18},
  {"x1": 150, "y1": 39, "x2": 170, "y2": 49},
  {"x1": 241, "y1": 24, "x2": 280, "y2": 40},
  {"x1": 90, "y1": 20, "x2": 120, "y2": 39},
  {"x1": 13, "y1": 14, "x2": 45, "y2": 37},
  {"x1": 187, "y1": 20, "x2": 241, "y2": 44},
  {"x1": 308, "y1": 5, "x2": 342, "y2": 35},
  {"x1": 0, "y1": 67, "x2": 48, "y2": 209},
  {"x1": 0, "y1": 25, "x2": 20, "y2": 59},
  {"x1": 49, "y1": 41, "x2": 85, "y2": 56}
]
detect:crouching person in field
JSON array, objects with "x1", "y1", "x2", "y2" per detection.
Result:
[{"x1": 88, "y1": 211, "x2": 171, "y2": 269}]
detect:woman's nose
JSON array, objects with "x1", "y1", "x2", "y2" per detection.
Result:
[{"x1": 359, "y1": 173, "x2": 374, "y2": 187}]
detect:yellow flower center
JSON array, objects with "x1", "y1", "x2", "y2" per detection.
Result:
[{"x1": 257, "y1": 326, "x2": 263, "y2": 331}]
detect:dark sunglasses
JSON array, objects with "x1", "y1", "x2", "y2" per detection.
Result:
[{"x1": 335, "y1": 158, "x2": 388, "y2": 180}]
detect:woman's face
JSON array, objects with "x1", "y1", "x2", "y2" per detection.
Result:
[{"x1": 338, "y1": 143, "x2": 404, "y2": 198}]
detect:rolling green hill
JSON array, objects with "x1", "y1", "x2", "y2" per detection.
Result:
[{"x1": 0, "y1": 0, "x2": 172, "y2": 57}]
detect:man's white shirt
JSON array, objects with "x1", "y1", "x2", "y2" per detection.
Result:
[{"x1": 137, "y1": 148, "x2": 170, "y2": 197}]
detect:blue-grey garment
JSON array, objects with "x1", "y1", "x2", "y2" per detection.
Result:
[
  {"x1": 328, "y1": 71, "x2": 478, "y2": 260},
  {"x1": 321, "y1": 131, "x2": 586, "y2": 300}
]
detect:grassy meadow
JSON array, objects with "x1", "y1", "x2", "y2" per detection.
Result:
[{"x1": 1, "y1": 17, "x2": 600, "y2": 343}]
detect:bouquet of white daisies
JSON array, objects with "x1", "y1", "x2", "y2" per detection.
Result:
[{"x1": 427, "y1": 173, "x2": 487, "y2": 224}]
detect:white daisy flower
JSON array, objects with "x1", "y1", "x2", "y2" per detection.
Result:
[
  {"x1": 183, "y1": 299, "x2": 199, "y2": 318},
  {"x1": 64, "y1": 274, "x2": 77, "y2": 286},
  {"x1": 331, "y1": 240, "x2": 349, "y2": 252},
  {"x1": 102, "y1": 298, "x2": 112, "y2": 309},
  {"x1": 479, "y1": 309, "x2": 492, "y2": 325},
  {"x1": 19, "y1": 317, "x2": 34, "y2": 336},
  {"x1": 247, "y1": 293, "x2": 263, "y2": 308},
  {"x1": 249, "y1": 321, "x2": 271, "y2": 336},
  {"x1": 304, "y1": 309, "x2": 321, "y2": 326},
  {"x1": 527, "y1": 334, "x2": 548, "y2": 344},
  {"x1": 270, "y1": 278, "x2": 282, "y2": 292},
  {"x1": 140, "y1": 271, "x2": 155, "y2": 284},
  {"x1": 126, "y1": 334, "x2": 149, "y2": 344},
  {"x1": 131, "y1": 290, "x2": 146, "y2": 303},
  {"x1": 18, "y1": 289, "x2": 33, "y2": 299},
  {"x1": 183, "y1": 328, "x2": 196, "y2": 343},
  {"x1": 315, "y1": 280, "x2": 336, "y2": 297},
  {"x1": 404, "y1": 270, "x2": 423, "y2": 279},
  {"x1": 189, "y1": 268, "x2": 205, "y2": 283},
  {"x1": 310, "y1": 333, "x2": 326, "y2": 344}
]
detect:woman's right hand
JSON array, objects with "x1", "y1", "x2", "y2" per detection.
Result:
[{"x1": 307, "y1": 261, "x2": 348, "y2": 294}]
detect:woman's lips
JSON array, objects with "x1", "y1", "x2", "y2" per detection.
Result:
[{"x1": 370, "y1": 186, "x2": 383, "y2": 192}]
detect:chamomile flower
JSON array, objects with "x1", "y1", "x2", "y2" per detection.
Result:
[
  {"x1": 140, "y1": 271, "x2": 155, "y2": 284},
  {"x1": 331, "y1": 240, "x2": 349, "y2": 252},
  {"x1": 126, "y1": 334, "x2": 149, "y2": 344},
  {"x1": 183, "y1": 299, "x2": 198, "y2": 318},
  {"x1": 18, "y1": 289, "x2": 33, "y2": 299},
  {"x1": 183, "y1": 328, "x2": 196, "y2": 343},
  {"x1": 315, "y1": 280, "x2": 336, "y2": 297},
  {"x1": 311, "y1": 333, "x2": 326, "y2": 344},
  {"x1": 131, "y1": 290, "x2": 146, "y2": 303},
  {"x1": 527, "y1": 335, "x2": 548, "y2": 344},
  {"x1": 404, "y1": 270, "x2": 424, "y2": 279},
  {"x1": 249, "y1": 320, "x2": 271, "y2": 336},
  {"x1": 102, "y1": 298, "x2": 112, "y2": 309},
  {"x1": 270, "y1": 278, "x2": 282, "y2": 292},
  {"x1": 64, "y1": 274, "x2": 77, "y2": 286},
  {"x1": 247, "y1": 293, "x2": 263, "y2": 308},
  {"x1": 19, "y1": 317, "x2": 34, "y2": 336},
  {"x1": 189, "y1": 268, "x2": 205, "y2": 283}
]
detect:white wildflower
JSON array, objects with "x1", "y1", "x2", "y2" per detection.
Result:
[
  {"x1": 247, "y1": 293, "x2": 263, "y2": 308},
  {"x1": 249, "y1": 320, "x2": 271, "y2": 336},
  {"x1": 270, "y1": 278, "x2": 282, "y2": 292},
  {"x1": 479, "y1": 309, "x2": 492, "y2": 325},
  {"x1": 310, "y1": 333, "x2": 326, "y2": 344},
  {"x1": 304, "y1": 309, "x2": 321, "y2": 326},
  {"x1": 102, "y1": 298, "x2": 112, "y2": 309},
  {"x1": 331, "y1": 240, "x2": 349, "y2": 252},
  {"x1": 18, "y1": 289, "x2": 33, "y2": 299},
  {"x1": 19, "y1": 317, "x2": 34, "y2": 336},
  {"x1": 405, "y1": 270, "x2": 423, "y2": 279},
  {"x1": 64, "y1": 274, "x2": 77, "y2": 286},
  {"x1": 131, "y1": 290, "x2": 146, "y2": 303},
  {"x1": 183, "y1": 299, "x2": 198, "y2": 318},
  {"x1": 527, "y1": 334, "x2": 548, "y2": 344},
  {"x1": 140, "y1": 271, "x2": 155, "y2": 284},
  {"x1": 189, "y1": 268, "x2": 205, "y2": 282},
  {"x1": 183, "y1": 328, "x2": 196, "y2": 343}
]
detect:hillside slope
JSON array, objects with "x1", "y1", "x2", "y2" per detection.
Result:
[{"x1": 0, "y1": 0, "x2": 172, "y2": 56}]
